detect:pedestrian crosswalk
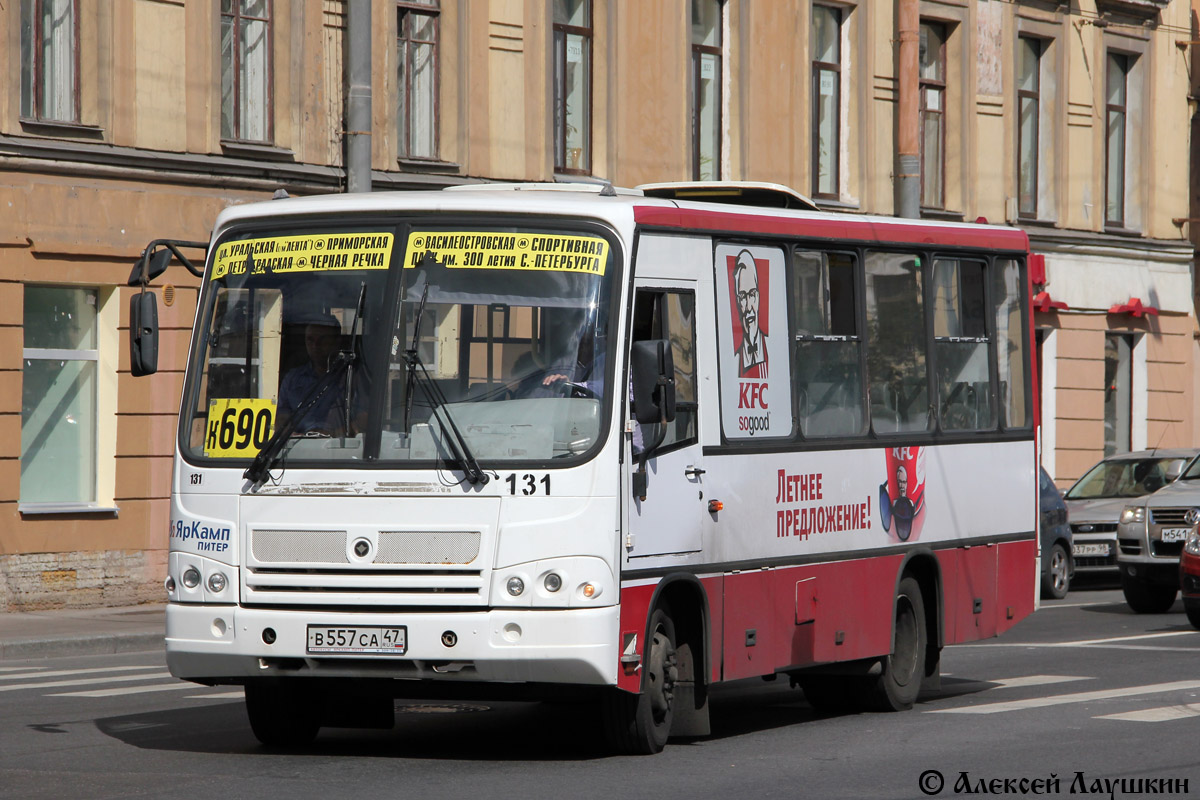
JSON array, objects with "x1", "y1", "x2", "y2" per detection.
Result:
[
  {"x1": 5, "y1": 660, "x2": 1200, "y2": 726},
  {"x1": 928, "y1": 674, "x2": 1200, "y2": 724},
  {"x1": 0, "y1": 662, "x2": 237, "y2": 701}
]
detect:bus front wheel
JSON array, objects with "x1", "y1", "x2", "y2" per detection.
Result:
[
  {"x1": 602, "y1": 607, "x2": 678, "y2": 754},
  {"x1": 863, "y1": 576, "x2": 926, "y2": 712},
  {"x1": 244, "y1": 680, "x2": 322, "y2": 747}
]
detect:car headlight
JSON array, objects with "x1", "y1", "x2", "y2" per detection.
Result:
[
  {"x1": 1186, "y1": 530, "x2": 1200, "y2": 556},
  {"x1": 1119, "y1": 506, "x2": 1146, "y2": 525}
]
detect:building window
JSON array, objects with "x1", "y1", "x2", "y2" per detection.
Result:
[
  {"x1": 1017, "y1": 36, "x2": 1042, "y2": 219},
  {"x1": 21, "y1": 287, "x2": 98, "y2": 506},
  {"x1": 19, "y1": 0, "x2": 80, "y2": 123},
  {"x1": 1104, "y1": 333, "x2": 1133, "y2": 456},
  {"x1": 691, "y1": 0, "x2": 722, "y2": 181},
  {"x1": 811, "y1": 5, "x2": 841, "y2": 199},
  {"x1": 1105, "y1": 52, "x2": 1130, "y2": 228},
  {"x1": 221, "y1": 0, "x2": 273, "y2": 143},
  {"x1": 919, "y1": 21, "x2": 946, "y2": 210},
  {"x1": 398, "y1": 1, "x2": 439, "y2": 160},
  {"x1": 553, "y1": 0, "x2": 591, "y2": 173}
]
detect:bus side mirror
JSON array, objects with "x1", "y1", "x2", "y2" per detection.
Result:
[
  {"x1": 631, "y1": 339, "x2": 676, "y2": 425},
  {"x1": 129, "y1": 290, "x2": 159, "y2": 377}
]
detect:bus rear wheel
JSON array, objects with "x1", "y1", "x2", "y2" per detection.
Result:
[
  {"x1": 602, "y1": 607, "x2": 678, "y2": 754},
  {"x1": 863, "y1": 576, "x2": 926, "y2": 712},
  {"x1": 244, "y1": 680, "x2": 322, "y2": 747}
]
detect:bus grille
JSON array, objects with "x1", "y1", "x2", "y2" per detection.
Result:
[{"x1": 244, "y1": 528, "x2": 486, "y2": 607}]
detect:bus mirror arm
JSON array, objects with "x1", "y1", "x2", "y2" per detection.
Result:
[{"x1": 630, "y1": 340, "x2": 675, "y2": 499}]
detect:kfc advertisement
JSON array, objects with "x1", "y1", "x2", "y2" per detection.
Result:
[{"x1": 715, "y1": 243, "x2": 793, "y2": 440}]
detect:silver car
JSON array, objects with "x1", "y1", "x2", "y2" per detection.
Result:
[
  {"x1": 1116, "y1": 451, "x2": 1200, "y2": 613},
  {"x1": 1064, "y1": 449, "x2": 1199, "y2": 577}
]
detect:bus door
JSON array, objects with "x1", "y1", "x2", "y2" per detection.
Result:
[{"x1": 627, "y1": 283, "x2": 705, "y2": 557}]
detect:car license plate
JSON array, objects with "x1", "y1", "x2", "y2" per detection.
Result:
[
  {"x1": 1160, "y1": 528, "x2": 1192, "y2": 543},
  {"x1": 306, "y1": 625, "x2": 407, "y2": 655},
  {"x1": 1073, "y1": 543, "x2": 1110, "y2": 557}
]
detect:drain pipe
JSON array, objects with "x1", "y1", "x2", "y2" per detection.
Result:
[
  {"x1": 895, "y1": 0, "x2": 920, "y2": 218},
  {"x1": 345, "y1": 0, "x2": 372, "y2": 193}
]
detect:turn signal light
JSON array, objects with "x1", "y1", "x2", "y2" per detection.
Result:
[{"x1": 708, "y1": 499, "x2": 724, "y2": 513}]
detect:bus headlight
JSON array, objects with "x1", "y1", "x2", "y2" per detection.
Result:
[
  {"x1": 1185, "y1": 530, "x2": 1200, "y2": 557},
  {"x1": 182, "y1": 567, "x2": 201, "y2": 589},
  {"x1": 1119, "y1": 506, "x2": 1145, "y2": 525},
  {"x1": 207, "y1": 572, "x2": 228, "y2": 593},
  {"x1": 493, "y1": 558, "x2": 613, "y2": 607}
]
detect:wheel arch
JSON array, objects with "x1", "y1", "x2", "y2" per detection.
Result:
[
  {"x1": 645, "y1": 572, "x2": 711, "y2": 689},
  {"x1": 895, "y1": 549, "x2": 943, "y2": 684}
]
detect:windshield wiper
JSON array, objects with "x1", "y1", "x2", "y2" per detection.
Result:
[
  {"x1": 403, "y1": 350, "x2": 489, "y2": 486},
  {"x1": 243, "y1": 351, "x2": 355, "y2": 487}
]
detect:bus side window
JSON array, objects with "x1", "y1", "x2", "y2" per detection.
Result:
[
  {"x1": 931, "y1": 257, "x2": 994, "y2": 431},
  {"x1": 631, "y1": 289, "x2": 697, "y2": 452},
  {"x1": 791, "y1": 249, "x2": 863, "y2": 437},
  {"x1": 865, "y1": 251, "x2": 930, "y2": 435}
]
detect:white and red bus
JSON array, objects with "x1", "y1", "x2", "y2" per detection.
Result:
[{"x1": 138, "y1": 182, "x2": 1038, "y2": 754}]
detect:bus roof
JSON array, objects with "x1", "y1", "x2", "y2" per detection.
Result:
[{"x1": 212, "y1": 183, "x2": 1031, "y2": 254}]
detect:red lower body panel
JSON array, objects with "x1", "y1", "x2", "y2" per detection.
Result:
[{"x1": 617, "y1": 539, "x2": 1036, "y2": 692}]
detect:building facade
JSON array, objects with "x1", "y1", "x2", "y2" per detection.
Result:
[{"x1": 0, "y1": 0, "x2": 1193, "y2": 609}]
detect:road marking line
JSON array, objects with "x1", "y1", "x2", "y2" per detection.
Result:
[
  {"x1": 187, "y1": 691, "x2": 244, "y2": 700},
  {"x1": 50, "y1": 682, "x2": 194, "y2": 698},
  {"x1": 0, "y1": 672, "x2": 173, "y2": 693},
  {"x1": 948, "y1": 675, "x2": 1091, "y2": 691},
  {"x1": 0, "y1": 666, "x2": 38, "y2": 673},
  {"x1": 1056, "y1": 631, "x2": 1197, "y2": 646},
  {"x1": 0, "y1": 665, "x2": 160, "y2": 683},
  {"x1": 933, "y1": 680, "x2": 1200, "y2": 715},
  {"x1": 1096, "y1": 704, "x2": 1200, "y2": 722},
  {"x1": 955, "y1": 630, "x2": 1200, "y2": 650}
]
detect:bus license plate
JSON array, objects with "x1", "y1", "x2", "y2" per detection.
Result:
[
  {"x1": 1073, "y1": 543, "x2": 1110, "y2": 557},
  {"x1": 306, "y1": 625, "x2": 407, "y2": 655},
  {"x1": 1160, "y1": 528, "x2": 1191, "y2": 543}
]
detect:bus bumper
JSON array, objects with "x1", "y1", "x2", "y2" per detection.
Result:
[{"x1": 165, "y1": 602, "x2": 619, "y2": 687}]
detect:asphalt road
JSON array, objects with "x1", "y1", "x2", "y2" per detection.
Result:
[{"x1": 2, "y1": 585, "x2": 1199, "y2": 800}]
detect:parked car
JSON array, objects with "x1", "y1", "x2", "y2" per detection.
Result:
[
  {"x1": 1117, "y1": 452, "x2": 1200, "y2": 613},
  {"x1": 1180, "y1": 530, "x2": 1200, "y2": 629},
  {"x1": 1040, "y1": 467, "x2": 1073, "y2": 599},
  {"x1": 1063, "y1": 449, "x2": 1199, "y2": 577}
]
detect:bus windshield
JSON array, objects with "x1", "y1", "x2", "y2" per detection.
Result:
[{"x1": 181, "y1": 223, "x2": 617, "y2": 469}]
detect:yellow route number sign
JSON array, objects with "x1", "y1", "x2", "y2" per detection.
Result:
[{"x1": 205, "y1": 398, "x2": 276, "y2": 458}]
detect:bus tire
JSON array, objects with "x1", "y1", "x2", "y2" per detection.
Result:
[
  {"x1": 244, "y1": 680, "x2": 321, "y2": 747},
  {"x1": 602, "y1": 607, "x2": 678, "y2": 754},
  {"x1": 863, "y1": 576, "x2": 926, "y2": 712}
]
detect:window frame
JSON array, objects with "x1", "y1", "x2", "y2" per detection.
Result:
[
  {"x1": 1105, "y1": 50, "x2": 1130, "y2": 229},
  {"x1": 1017, "y1": 36, "x2": 1042, "y2": 220},
  {"x1": 20, "y1": 0, "x2": 81, "y2": 124},
  {"x1": 553, "y1": 0, "x2": 593, "y2": 175},
  {"x1": 19, "y1": 285, "x2": 106, "y2": 513},
  {"x1": 810, "y1": 4, "x2": 842, "y2": 200},
  {"x1": 220, "y1": 0, "x2": 275, "y2": 144},
  {"x1": 690, "y1": 0, "x2": 723, "y2": 181},
  {"x1": 397, "y1": 0, "x2": 441, "y2": 162},
  {"x1": 918, "y1": 21, "x2": 947, "y2": 211}
]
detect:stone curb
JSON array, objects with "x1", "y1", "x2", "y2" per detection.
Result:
[{"x1": 0, "y1": 633, "x2": 166, "y2": 661}]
